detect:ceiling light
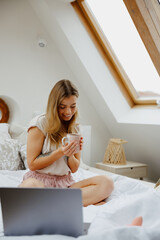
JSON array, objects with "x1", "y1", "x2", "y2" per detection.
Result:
[{"x1": 38, "y1": 39, "x2": 47, "y2": 47}]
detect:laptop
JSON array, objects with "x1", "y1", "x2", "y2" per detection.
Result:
[{"x1": 0, "y1": 187, "x2": 90, "y2": 237}]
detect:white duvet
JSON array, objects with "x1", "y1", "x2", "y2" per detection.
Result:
[{"x1": 0, "y1": 168, "x2": 160, "y2": 240}]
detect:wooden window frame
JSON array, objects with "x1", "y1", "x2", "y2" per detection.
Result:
[
  {"x1": 124, "y1": 0, "x2": 160, "y2": 76},
  {"x1": 72, "y1": 0, "x2": 159, "y2": 106}
]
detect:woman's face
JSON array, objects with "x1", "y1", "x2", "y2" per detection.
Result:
[{"x1": 58, "y1": 95, "x2": 77, "y2": 121}]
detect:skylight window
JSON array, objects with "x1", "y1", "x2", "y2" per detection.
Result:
[{"x1": 85, "y1": 0, "x2": 160, "y2": 99}]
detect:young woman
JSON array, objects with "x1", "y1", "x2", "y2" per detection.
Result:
[{"x1": 20, "y1": 79, "x2": 114, "y2": 206}]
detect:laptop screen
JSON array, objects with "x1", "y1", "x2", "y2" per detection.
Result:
[{"x1": 0, "y1": 187, "x2": 83, "y2": 237}]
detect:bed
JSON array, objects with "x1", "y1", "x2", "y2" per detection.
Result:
[{"x1": 0, "y1": 122, "x2": 160, "y2": 240}]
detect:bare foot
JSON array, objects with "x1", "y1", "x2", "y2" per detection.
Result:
[
  {"x1": 94, "y1": 201, "x2": 106, "y2": 206},
  {"x1": 128, "y1": 216, "x2": 143, "y2": 226}
]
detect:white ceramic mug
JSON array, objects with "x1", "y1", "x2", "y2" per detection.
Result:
[{"x1": 62, "y1": 133, "x2": 81, "y2": 153}]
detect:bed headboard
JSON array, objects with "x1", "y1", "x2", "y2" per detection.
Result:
[{"x1": 80, "y1": 125, "x2": 91, "y2": 166}]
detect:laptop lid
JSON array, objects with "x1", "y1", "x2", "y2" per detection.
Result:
[{"x1": 0, "y1": 187, "x2": 83, "y2": 237}]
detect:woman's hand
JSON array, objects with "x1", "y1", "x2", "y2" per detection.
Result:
[
  {"x1": 61, "y1": 136, "x2": 83, "y2": 157},
  {"x1": 66, "y1": 137, "x2": 83, "y2": 173},
  {"x1": 80, "y1": 137, "x2": 83, "y2": 151},
  {"x1": 61, "y1": 141, "x2": 78, "y2": 157}
]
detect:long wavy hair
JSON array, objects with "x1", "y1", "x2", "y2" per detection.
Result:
[{"x1": 45, "y1": 79, "x2": 79, "y2": 144}]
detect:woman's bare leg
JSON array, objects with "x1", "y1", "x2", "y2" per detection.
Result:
[
  {"x1": 70, "y1": 175, "x2": 114, "y2": 207},
  {"x1": 19, "y1": 178, "x2": 45, "y2": 188}
]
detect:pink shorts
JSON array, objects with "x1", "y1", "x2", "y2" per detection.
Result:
[{"x1": 23, "y1": 171, "x2": 75, "y2": 188}]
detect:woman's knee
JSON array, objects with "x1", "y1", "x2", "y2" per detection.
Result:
[
  {"x1": 97, "y1": 175, "x2": 114, "y2": 198},
  {"x1": 19, "y1": 178, "x2": 45, "y2": 188}
]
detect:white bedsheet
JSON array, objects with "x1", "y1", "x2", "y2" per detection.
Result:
[{"x1": 0, "y1": 168, "x2": 160, "y2": 240}]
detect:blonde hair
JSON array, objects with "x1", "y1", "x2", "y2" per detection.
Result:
[{"x1": 45, "y1": 79, "x2": 79, "y2": 144}]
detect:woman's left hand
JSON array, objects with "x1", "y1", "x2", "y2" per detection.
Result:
[
  {"x1": 67, "y1": 137, "x2": 83, "y2": 173},
  {"x1": 80, "y1": 137, "x2": 83, "y2": 151}
]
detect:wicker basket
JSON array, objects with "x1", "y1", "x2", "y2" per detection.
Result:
[{"x1": 103, "y1": 138, "x2": 127, "y2": 165}]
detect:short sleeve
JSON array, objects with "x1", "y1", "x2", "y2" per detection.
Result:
[{"x1": 28, "y1": 114, "x2": 46, "y2": 135}]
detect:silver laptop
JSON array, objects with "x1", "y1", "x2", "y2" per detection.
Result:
[{"x1": 0, "y1": 187, "x2": 89, "y2": 237}]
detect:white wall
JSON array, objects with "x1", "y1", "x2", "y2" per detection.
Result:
[
  {"x1": 0, "y1": 0, "x2": 111, "y2": 166},
  {"x1": 0, "y1": 0, "x2": 71, "y2": 125}
]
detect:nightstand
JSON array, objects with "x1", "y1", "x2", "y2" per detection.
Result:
[{"x1": 96, "y1": 161, "x2": 148, "y2": 180}]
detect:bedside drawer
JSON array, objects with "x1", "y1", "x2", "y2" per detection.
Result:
[
  {"x1": 96, "y1": 161, "x2": 148, "y2": 179},
  {"x1": 114, "y1": 166, "x2": 147, "y2": 178}
]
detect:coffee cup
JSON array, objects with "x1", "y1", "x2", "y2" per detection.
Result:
[{"x1": 62, "y1": 133, "x2": 81, "y2": 153}]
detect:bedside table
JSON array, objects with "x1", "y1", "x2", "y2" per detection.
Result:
[{"x1": 96, "y1": 161, "x2": 148, "y2": 180}]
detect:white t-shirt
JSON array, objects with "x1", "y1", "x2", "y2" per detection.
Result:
[{"x1": 28, "y1": 114, "x2": 71, "y2": 176}]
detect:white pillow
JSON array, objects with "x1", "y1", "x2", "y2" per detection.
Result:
[
  {"x1": 0, "y1": 123, "x2": 11, "y2": 139},
  {"x1": 0, "y1": 138, "x2": 23, "y2": 170},
  {"x1": 9, "y1": 123, "x2": 27, "y2": 145}
]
